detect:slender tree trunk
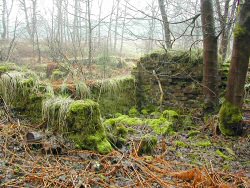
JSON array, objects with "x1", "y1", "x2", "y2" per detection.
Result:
[
  {"x1": 6, "y1": 0, "x2": 14, "y2": 40},
  {"x1": 98, "y1": 0, "x2": 103, "y2": 47},
  {"x1": 120, "y1": 1, "x2": 128, "y2": 56},
  {"x1": 1, "y1": 0, "x2": 7, "y2": 39},
  {"x1": 31, "y1": 0, "x2": 41, "y2": 63},
  {"x1": 158, "y1": 0, "x2": 171, "y2": 48},
  {"x1": 215, "y1": 0, "x2": 231, "y2": 62},
  {"x1": 200, "y1": 0, "x2": 219, "y2": 110},
  {"x1": 146, "y1": 1, "x2": 156, "y2": 53},
  {"x1": 73, "y1": 0, "x2": 79, "y2": 43},
  {"x1": 219, "y1": 0, "x2": 250, "y2": 136},
  {"x1": 56, "y1": 0, "x2": 63, "y2": 44},
  {"x1": 87, "y1": 0, "x2": 92, "y2": 67},
  {"x1": 113, "y1": 0, "x2": 120, "y2": 52},
  {"x1": 20, "y1": 0, "x2": 32, "y2": 39},
  {"x1": 107, "y1": 0, "x2": 115, "y2": 53}
]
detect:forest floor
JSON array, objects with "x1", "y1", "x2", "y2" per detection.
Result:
[
  {"x1": 1, "y1": 52, "x2": 249, "y2": 187},
  {"x1": 0, "y1": 115, "x2": 249, "y2": 188}
]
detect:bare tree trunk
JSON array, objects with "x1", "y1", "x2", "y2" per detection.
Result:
[
  {"x1": 219, "y1": 0, "x2": 250, "y2": 136},
  {"x1": 215, "y1": 0, "x2": 231, "y2": 62},
  {"x1": 73, "y1": 0, "x2": 79, "y2": 43},
  {"x1": 120, "y1": 1, "x2": 128, "y2": 56},
  {"x1": 5, "y1": 17, "x2": 18, "y2": 62},
  {"x1": 6, "y1": 0, "x2": 14, "y2": 40},
  {"x1": 56, "y1": 0, "x2": 63, "y2": 44},
  {"x1": 98, "y1": 0, "x2": 103, "y2": 47},
  {"x1": 158, "y1": 0, "x2": 171, "y2": 48},
  {"x1": 113, "y1": 0, "x2": 120, "y2": 52},
  {"x1": 107, "y1": 0, "x2": 115, "y2": 53},
  {"x1": 31, "y1": 0, "x2": 41, "y2": 63},
  {"x1": 146, "y1": 1, "x2": 156, "y2": 53},
  {"x1": 19, "y1": 0, "x2": 32, "y2": 39},
  {"x1": 87, "y1": 0, "x2": 92, "y2": 67},
  {"x1": 1, "y1": 0, "x2": 7, "y2": 39},
  {"x1": 200, "y1": 0, "x2": 219, "y2": 110}
]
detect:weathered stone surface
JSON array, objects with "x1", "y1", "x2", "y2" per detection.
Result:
[{"x1": 132, "y1": 50, "x2": 235, "y2": 109}]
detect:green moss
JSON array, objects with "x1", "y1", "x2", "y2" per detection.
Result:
[
  {"x1": 0, "y1": 65, "x2": 9, "y2": 73},
  {"x1": 138, "y1": 134, "x2": 157, "y2": 155},
  {"x1": 161, "y1": 110, "x2": 179, "y2": 121},
  {"x1": 114, "y1": 113, "x2": 123, "y2": 117},
  {"x1": 181, "y1": 115, "x2": 195, "y2": 128},
  {"x1": 104, "y1": 115, "x2": 144, "y2": 127},
  {"x1": 51, "y1": 69, "x2": 65, "y2": 80},
  {"x1": 141, "y1": 109, "x2": 149, "y2": 115},
  {"x1": 194, "y1": 140, "x2": 212, "y2": 147},
  {"x1": 0, "y1": 71, "x2": 50, "y2": 123},
  {"x1": 234, "y1": 24, "x2": 248, "y2": 38},
  {"x1": 96, "y1": 138, "x2": 113, "y2": 154},
  {"x1": 174, "y1": 141, "x2": 188, "y2": 148},
  {"x1": 105, "y1": 123, "x2": 129, "y2": 148},
  {"x1": 219, "y1": 100, "x2": 243, "y2": 136},
  {"x1": 146, "y1": 118, "x2": 172, "y2": 135},
  {"x1": 216, "y1": 150, "x2": 234, "y2": 161},
  {"x1": 188, "y1": 130, "x2": 200, "y2": 137},
  {"x1": 0, "y1": 63, "x2": 19, "y2": 73},
  {"x1": 150, "y1": 111, "x2": 162, "y2": 118},
  {"x1": 128, "y1": 107, "x2": 139, "y2": 117},
  {"x1": 66, "y1": 100, "x2": 112, "y2": 154},
  {"x1": 90, "y1": 76, "x2": 136, "y2": 115}
]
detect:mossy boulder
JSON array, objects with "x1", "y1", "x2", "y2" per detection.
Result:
[
  {"x1": 66, "y1": 100, "x2": 112, "y2": 154},
  {"x1": 219, "y1": 101, "x2": 243, "y2": 136},
  {"x1": 146, "y1": 118, "x2": 172, "y2": 135}
]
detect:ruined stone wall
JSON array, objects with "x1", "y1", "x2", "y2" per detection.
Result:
[{"x1": 132, "y1": 51, "x2": 229, "y2": 110}]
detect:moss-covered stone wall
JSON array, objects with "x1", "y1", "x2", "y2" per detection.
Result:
[
  {"x1": 53, "y1": 76, "x2": 136, "y2": 116},
  {"x1": 0, "y1": 70, "x2": 112, "y2": 154},
  {"x1": 132, "y1": 50, "x2": 241, "y2": 110}
]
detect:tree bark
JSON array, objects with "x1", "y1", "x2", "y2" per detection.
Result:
[
  {"x1": 225, "y1": 2, "x2": 250, "y2": 107},
  {"x1": 219, "y1": 0, "x2": 250, "y2": 136},
  {"x1": 200, "y1": 0, "x2": 219, "y2": 110},
  {"x1": 158, "y1": 0, "x2": 171, "y2": 49}
]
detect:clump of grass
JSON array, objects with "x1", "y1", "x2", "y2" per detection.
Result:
[
  {"x1": 75, "y1": 81, "x2": 90, "y2": 99},
  {"x1": 0, "y1": 71, "x2": 25, "y2": 104},
  {"x1": 0, "y1": 70, "x2": 50, "y2": 106},
  {"x1": 42, "y1": 96, "x2": 74, "y2": 132},
  {"x1": 96, "y1": 76, "x2": 135, "y2": 94}
]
